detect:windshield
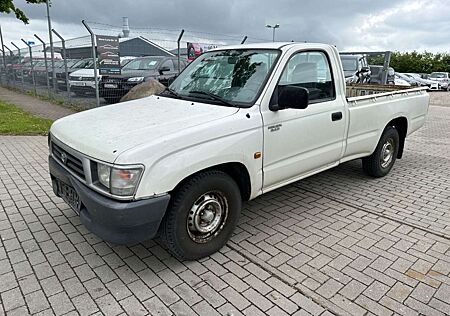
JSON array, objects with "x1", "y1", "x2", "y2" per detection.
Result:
[
  {"x1": 340, "y1": 57, "x2": 358, "y2": 72},
  {"x1": 430, "y1": 72, "x2": 448, "y2": 79},
  {"x1": 71, "y1": 59, "x2": 95, "y2": 69},
  {"x1": 168, "y1": 49, "x2": 280, "y2": 106},
  {"x1": 122, "y1": 57, "x2": 162, "y2": 70}
]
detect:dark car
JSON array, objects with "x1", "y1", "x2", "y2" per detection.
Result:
[
  {"x1": 100, "y1": 56, "x2": 187, "y2": 103},
  {"x1": 54, "y1": 59, "x2": 87, "y2": 90}
]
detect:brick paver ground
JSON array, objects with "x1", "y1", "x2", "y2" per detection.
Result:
[
  {"x1": 1, "y1": 95, "x2": 450, "y2": 315},
  {"x1": 0, "y1": 86, "x2": 75, "y2": 120}
]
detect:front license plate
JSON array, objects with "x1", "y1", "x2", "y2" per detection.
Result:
[
  {"x1": 104, "y1": 83, "x2": 118, "y2": 89},
  {"x1": 71, "y1": 81, "x2": 85, "y2": 86},
  {"x1": 57, "y1": 180, "x2": 81, "y2": 213}
]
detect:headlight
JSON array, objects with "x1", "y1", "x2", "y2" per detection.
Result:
[
  {"x1": 128, "y1": 77, "x2": 144, "y2": 82},
  {"x1": 97, "y1": 163, "x2": 111, "y2": 188},
  {"x1": 96, "y1": 162, "x2": 143, "y2": 196}
]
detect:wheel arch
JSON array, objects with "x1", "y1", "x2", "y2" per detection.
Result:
[
  {"x1": 386, "y1": 116, "x2": 408, "y2": 159},
  {"x1": 171, "y1": 162, "x2": 252, "y2": 201}
]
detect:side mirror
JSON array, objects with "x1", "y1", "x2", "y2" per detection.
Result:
[
  {"x1": 272, "y1": 85, "x2": 309, "y2": 111},
  {"x1": 159, "y1": 66, "x2": 170, "y2": 74}
]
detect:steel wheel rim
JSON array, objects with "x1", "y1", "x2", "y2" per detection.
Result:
[
  {"x1": 187, "y1": 191, "x2": 229, "y2": 243},
  {"x1": 380, "y1": 138, "x2": 394, "y2": 168}
]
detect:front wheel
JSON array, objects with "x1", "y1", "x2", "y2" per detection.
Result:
[
  {"x1": 159, "y1": 170, "x2": 242, "y2": 260},
  {"x1": 362, "y1": 126, "x2": 400, "y2": 178}
]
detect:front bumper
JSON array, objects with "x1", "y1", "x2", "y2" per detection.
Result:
[
  {"x1": 49, "y1": 156, "x2": 170, "y2": 245},
  {"x1": 99, "y1": 82, "x2": 138, "y2": 98}
]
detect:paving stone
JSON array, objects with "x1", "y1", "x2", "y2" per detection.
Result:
[
  {"x1": 387, "y1": 282, "x2": 413, "y2": 303},
  {"x1": 71, "y1": 293, "x2": 99, "y2": 316},
  {"x1": 339, "y1": 279, "x2": 367, "y2": 300},
  {"x1": 363, "y1": 281, "x2": 390, "y2": 301}
]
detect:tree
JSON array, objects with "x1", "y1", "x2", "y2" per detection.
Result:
[{"x1": 0, "y1": 0, "x2": 48, "y2": 24}]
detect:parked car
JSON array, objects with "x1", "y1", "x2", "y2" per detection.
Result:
[
  {"x1": 69, "y1": 68, "x2": 101, "y2": 96},
  {"x1": 404, "y1": 73, "x2": 440, "y2": 89},
  {"x1": 340, "y1": 54, "x2": 370, "y2": 84},
  {"x1": 396, "y1": 73, "x2": 420, "y2": 86},
  {"x1": 55, "y1": 59, "x2": 90, "y2": 90},
  {"x1": 429, "y1": 72, "x2": 449, "y2": 91},
  {"x1": 99, "y1": 56, "x2": 187, "y2": 104},
  {"x1": 394, "y1": 74, "x2": 411, "y2": 86},
  {"x1": 49, "y1": 42, "x2": 429, "y2": 259}
]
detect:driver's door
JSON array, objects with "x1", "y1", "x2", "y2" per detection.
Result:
[{"x1": 261, "y1": 50, "x2": 347, "y2": 191}]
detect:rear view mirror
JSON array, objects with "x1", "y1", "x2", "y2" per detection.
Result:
[
  {"x1": 275, "y1": 85, "x2": 309, "y2": 110},
  {"x1": 159, "y1": 66, "x2": 170, "y2": 74}
]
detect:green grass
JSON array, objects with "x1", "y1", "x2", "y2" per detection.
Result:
[{"x1": 0, "y1": 101, "x2": 53, "y2": 135}]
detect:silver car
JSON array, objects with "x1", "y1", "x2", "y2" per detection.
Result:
[{"x1": 429, "y1": 72, "x2": 449, "y2": 90}]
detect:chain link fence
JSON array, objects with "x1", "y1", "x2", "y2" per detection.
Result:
[{"x1": 0, "y1": 21, "x2": 260, "y2": 110}]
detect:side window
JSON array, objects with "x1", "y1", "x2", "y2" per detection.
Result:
[
  {"x1": 160, "y1": 59, "x2": 175, "y2": 72},
  {"x1": 279, "y1": 51, "x2": 335, "y2": 103}
]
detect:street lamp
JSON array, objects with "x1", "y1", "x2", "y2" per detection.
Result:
[{"x1": 266, "y1": 24, "x2": 280, "y2": 42}]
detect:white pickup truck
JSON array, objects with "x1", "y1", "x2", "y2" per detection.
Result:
[{"x1": 49, "y1": 43, "x2": 430, "y2": 259}]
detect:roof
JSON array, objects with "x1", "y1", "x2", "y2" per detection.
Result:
[{"x1": 209, "y1": 42, "x2": 334, "y2": 52}]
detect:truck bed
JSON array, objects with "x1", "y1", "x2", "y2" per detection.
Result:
[
  {"x1": 342, "y1": 85, "x2": 429, "y2": 162},
  {"x1": 346, "y1": 84, "x2": 418, "y2": 98}
]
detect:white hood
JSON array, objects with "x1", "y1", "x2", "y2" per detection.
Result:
[
  {"x1": 69, "y1": 68, "x2": 100, "y2": 77},
  {"x1": 50, "y1": 95, "x2": 239, "y2": 163}
]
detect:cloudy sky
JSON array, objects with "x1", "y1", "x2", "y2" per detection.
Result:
[{"x1": 1, "y1": 0, "x2": 449, "y2": 52}]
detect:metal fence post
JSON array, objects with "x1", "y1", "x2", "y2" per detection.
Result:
[
  {"x1": 4, "y1": 45, "x2": 12, "y2": 84},
  {"x1": 82, "y1": 20, "x2": 100, "y2": 107},
  {"x1": 177, "y1": 29, "x2": 184, "y2": 74},
  {"x1": 46, "y1": 0, "x2": 57, "y2": 92},
  {"x1": 11, "y1": 42, "x2": 24, "y2": 90},
  {"x1": 52, "y1": 29, "x2": 70, "y2": 102},
  {"x1": 34, "y1": 34, "x2": 51, "y2": 97},
  {"x1": 241, "y1": 36, "x2": 248, "y2": 44},
  {"x1": 0, "y1": 26, "x2": 7, "y2": 84},
  {"x1": 21, "y1": 39, "x2": 36, "y2": 96}
]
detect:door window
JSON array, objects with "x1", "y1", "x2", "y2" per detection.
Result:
[
  {"x1": 160, "y1": 59, "x2": 175, "y2": 72},
  {"x1": 279, "y1": 51, "x2": 335, "y2": 103}
]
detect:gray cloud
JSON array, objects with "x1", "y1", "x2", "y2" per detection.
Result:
[{"x1": 2, "y1": 0, "x2": 450, "y2": 52}]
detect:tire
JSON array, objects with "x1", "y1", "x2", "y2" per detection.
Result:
[
  {"x1": 159, "y1": 170, "x2": 242, "y2": 260},
  {"x1": 362, "y1": 126, "x2": 400, "y2": 178}
]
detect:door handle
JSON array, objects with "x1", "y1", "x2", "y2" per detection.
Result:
[{"x1": 332, "y1": 112, "x2": 343, "y2": 121}]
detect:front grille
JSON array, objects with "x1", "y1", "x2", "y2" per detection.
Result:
[
  {"x1": 52, "y1": 142, "x2": 85, "y2": 180},
  {"x1": 69, "y1": 76, "x2": 94, "y2": 81}
]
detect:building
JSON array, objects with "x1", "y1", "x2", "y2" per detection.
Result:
[{"x1": 65, "y1": 36, "x2": 174, "y2": 59}]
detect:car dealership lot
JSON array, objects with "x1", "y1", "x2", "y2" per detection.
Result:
[{"x1": 0, "y1": 97, "x2": 450, "y2": 315}]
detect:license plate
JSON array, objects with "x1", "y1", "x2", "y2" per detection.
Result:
[
  {"x1": 57, "y1": 80, "x2": 65, "y2": 84},
  {"x1": 104, "y1": 83, "x2": 118, "y2": 89},
  {"x1": 57, "y1": 180, "x2": 81, "y2": 213},
  {"x1": 71, "y1": 81, "x2": 85, "y2": 86}
]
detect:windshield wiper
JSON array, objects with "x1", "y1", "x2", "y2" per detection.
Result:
[
  {"x1": 188, "y1": 90, "x2": 236, "y2": 107},
  {"x1": 161, "y1": 87, "x2": 181, "y2": 99}
]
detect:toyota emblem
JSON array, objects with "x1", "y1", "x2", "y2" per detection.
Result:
[{"x1": 60, "y1": 152, "x2": 67, "y2": 164}]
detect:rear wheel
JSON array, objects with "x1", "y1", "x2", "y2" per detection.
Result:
[
  {"x1": 159, "y1": 170, "x2": 241, "y2": 260},
  {"x1": 362, "y1": 126, "x2": 400, "y2": 178}
]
